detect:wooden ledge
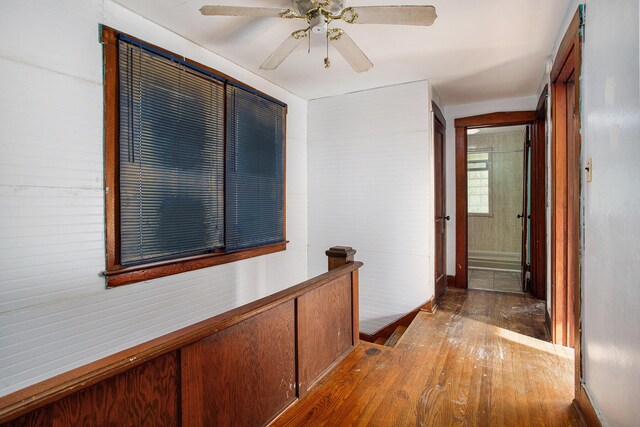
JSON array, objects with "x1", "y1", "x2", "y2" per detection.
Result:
[{"x1": 0, "y1": 261, "x2": 363, "y2": 424}]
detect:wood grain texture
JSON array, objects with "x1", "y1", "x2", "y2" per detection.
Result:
[
  {"x1": 566, "y1": 76, "x2": 577, "y2": 349},
  {"x1": 432, "y1": 101, "x2": 446, "y2": 128},
  {"x1": 0, "y1": 262, "x2": 362, "y2": 425},
  {"x1": 454, "y1": 126, "x2": 468, "y2": 289},
  {"x1": 325, "y1": 246, "x2": 356, "y2": 271},
  {"x1": 105, "y1": 241, "x2": 287, "y2": 287},
  {"x1": 454, "y1": 112, "x2": 537, "y2": 291},
  {"x1": 447, "y1": 275, "x2": 456, "y2": 286},
  {"x1": 275, "y1": 290, "x2": 581, "y2": 426},
  {"x1": 454, "y1": 111, "x2": 536, "y2": 128},
  {"x1": 520, "y1": 126, "x2": 531, "y2": 291},
  {"x1": 4, "y1": 352, "x2": 179, "y2": 427},
  {"x1": 351, "y1": 269, "x2": 360, "y2": 346},
  {"x1": 549, "y1": 6, "x2": 584, "y2": 394},
  {"x1": 433, "y1": 108, "x2": 447, "y2": 299},
  {"x1": 551, "y1": 8, "x2": 582, "y2": 82},
  {"x1": 181, "y1": 301, "x2": 296, "y2": 427},
  {"x1": 357, "y1": 297, "x2": 435, "y2": 343},
  {"x1": 550, "y1": 7, "x2": 583, "y2": 350},
  {"x1": 383, "y1": 325, "x2": 407, "y2": 347},
  {"x1": 574, "y1": 383, "x2": 603, "y2": 427},
  {"x1": 102, "y1": 25, "x2": 121, "y2": 273},
  {"x1": 530, "y1": 87, "x2": 548, "y2": 300},
  {"x1": 297, "y1": 275, "x2": 353, "y2": 395}
]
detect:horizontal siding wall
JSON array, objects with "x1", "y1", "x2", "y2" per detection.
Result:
[
  {"x1": 0, "y1": 0, "x2": 307, "y2": 397},
  {"x1": 307, "y1": 81, "x2": 433, "y2": 334}
]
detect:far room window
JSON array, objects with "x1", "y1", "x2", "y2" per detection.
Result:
[
  {"x1": 467, "y1": 151, "x2": 491, "y2": 215},
  {"x1": 102, "y1": 27, "x2": 286, "y2": 287}
]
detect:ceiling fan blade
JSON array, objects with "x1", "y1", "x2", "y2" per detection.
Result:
[
  {"x1": 346, "y1": 6, "x2": 437, "y2": 26},
  {"x1": 199, "y1": 6, "x2": 288, "y2": 17},
  {"x1": 260, "y1": 32, "x2": 307, "y2": 70},
  {"x1": 329, "y1": 30, "x2": 373, "y2": 73}
]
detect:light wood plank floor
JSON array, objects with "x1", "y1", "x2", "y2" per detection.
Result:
[{"x1": 274, "y1": 289, "x2": 579, "y2": 426}]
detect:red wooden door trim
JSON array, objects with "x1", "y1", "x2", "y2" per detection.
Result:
[
  {"x1": 454, "y1": 112, "x2": 536, "y2": 289},
  {"x1": 433, "y1": 104, "x2": 447, "y2": 299}
]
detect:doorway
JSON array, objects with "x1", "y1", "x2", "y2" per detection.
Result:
[
  {"x1": 449, "y1": 5, "x2": 584, "y2": 412},
  {"x1": 453, "y1": 112, "x2": 537, "y2": 291},
  {"x1": 433, "y1": 102, "x2": 447, "y2": 301},
  {"x1": 466, "y1": 125, "x2": 529, "y2": 294},
  {"x1": 550, "y1": 8, "x2": 583, "y2": 386}
]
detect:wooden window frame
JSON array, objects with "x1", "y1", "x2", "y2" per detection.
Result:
[{"x1": 101, "y1": 26, "x2": 287, "y2": 288}]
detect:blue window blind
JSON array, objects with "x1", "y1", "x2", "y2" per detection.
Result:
[
  {"x1": 118, "y1": 40, "x2": 225, "y2": 266},
  {"x1": 226, "y1": 85, "x2": 285, "y2": 250}
]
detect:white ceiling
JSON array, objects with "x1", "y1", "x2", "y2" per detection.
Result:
[{"x1": 113, "y1": 0, "x2": 572, "y2": 104}]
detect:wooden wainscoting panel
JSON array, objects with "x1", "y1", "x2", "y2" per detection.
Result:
[
  {"x1": 297, "y1": 274, "x2": 353, "y2": 395},
  {"x1": 5, "y1": 352, "x2": 180, "y2": 427},
  {"x1": 181, "y1": 300, "x2": 296, "y2": 427}
]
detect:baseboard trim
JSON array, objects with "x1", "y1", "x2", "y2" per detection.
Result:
[
  {"x1": 420, "y1": 297, "x2": 437, "y2": 314},
  {"x1": 573, "y1": 383, "x2": 602, "y2": 427},
  {"x1": 359, "y1": 297, "x2": 435, "y2": 343},
  {"x1": 469, "y1": 250, "x2": 521, "y2": 270},
  {"x1": 448, "y1": 274, "x2": 466, "y2": 289}
]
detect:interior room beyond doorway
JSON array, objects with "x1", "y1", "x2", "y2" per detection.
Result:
[{"x1": 467, "y1": 125, "x2": 527, "y2": 294}]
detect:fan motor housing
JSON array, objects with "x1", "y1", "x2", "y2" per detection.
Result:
[{"x1": 292, "y1": 0, "x2": 345, "y2": 16}]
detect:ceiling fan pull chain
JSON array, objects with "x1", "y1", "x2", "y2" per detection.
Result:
[{"x1": 324, "y1": 28, "x2": 331, "y2": 68}]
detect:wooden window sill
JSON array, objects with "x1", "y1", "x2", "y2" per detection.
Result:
[{"x1": 104, "y1": 241, "x2": 287, "y2": 288}]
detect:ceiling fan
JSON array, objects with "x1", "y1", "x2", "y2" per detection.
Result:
[{"x1": 200, "y1": 0, "x2": 437, "y2": 73}]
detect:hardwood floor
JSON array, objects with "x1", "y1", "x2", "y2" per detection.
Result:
[{"x1": 274, "y1": 289, "x2": 579, "y2": 426}]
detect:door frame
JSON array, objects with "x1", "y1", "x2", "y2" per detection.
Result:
[
  {"x1": 550, "y1": 6, "x2": 584, "y2": 400},
  {"x1": 520, "y1": 126, "x2": 531, "y2": 291},
  {"x1": 432, "y1": 102, "x2": 447, "y2": 299},
  {"x1": 531, "y1": 87, "x2": 548, "y2": 301},
  {"x1": 453, "y1": 111, "x2": 536, "y2": 289}
]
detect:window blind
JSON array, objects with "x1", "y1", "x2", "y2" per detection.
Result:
[
  {"x1": 225, "y1": 85, "x2": 285, "y2": 250},
  {"x1": 118, "y1": 40, "x2": 225, "y2": 266}
]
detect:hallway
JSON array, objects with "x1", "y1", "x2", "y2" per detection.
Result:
[{"x1": 275, "y1": 290, "x2": 579, "y2": 426}]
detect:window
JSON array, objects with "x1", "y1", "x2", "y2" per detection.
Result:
[
  {"x1": 102, "y1": 27, "x2": 286, "y2": 287},
  {"x1": 467, "y1": 151, "x2": 491, "y2": 215}
]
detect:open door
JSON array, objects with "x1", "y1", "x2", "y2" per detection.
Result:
[
  {"x1": 520, "y1": 127, "x2": 531, "y2": 291},
  {"x1": 433, "y1": 103, "x2": 447, "y2": 300}
]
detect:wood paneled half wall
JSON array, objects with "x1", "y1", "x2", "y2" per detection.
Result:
[{"x1": 0, "y1": 247, "x2": 362, "y2": 427}]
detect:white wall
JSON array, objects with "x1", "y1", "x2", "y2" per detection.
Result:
[
  {"x1": 307, "y1": 81, "x2": 434, "y2": 334},
  {"x1": 443, "y1": 96, "x2": 538, "y2": 276},
  {"x1": 0, "y1": 0, "x2": 308, "y2": 397},
  {"x1": 578, "y1": 1, "x2": 640, "y2": 425},
  {"x1": 539, "y1": 1, "x2": 640, "y2": 424}
]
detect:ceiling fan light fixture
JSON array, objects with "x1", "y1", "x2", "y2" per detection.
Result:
[{"x1": 309, "y1": 12, "x2": 328, "y2": 33}]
